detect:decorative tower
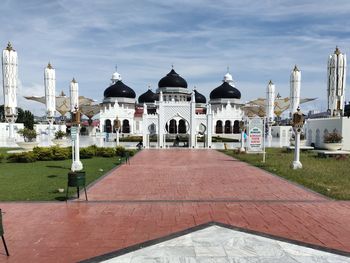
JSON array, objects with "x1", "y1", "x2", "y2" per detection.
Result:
[
  {"x1": 290, "y1": 65, "x2": 301, "y2": 117},
  {"x1": 327, "y1": 47, "x2": 347, "y2": 116},
  {"x1": 44, "y1": 62, "x2": 56, "y2": 138},
  {"x1": 2, "y1": 42, "x2": 18, "y2": 140},
  {"x1": 70, "y1": 78, "x2": 83, "y2": 171},
  {"x1": 266, "y1": 80, "x2": 275, "y2": 147}
]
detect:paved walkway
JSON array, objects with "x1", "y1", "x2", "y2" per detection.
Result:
[{"x1": 0, "y1": 150, "x2": 349, "y2": 262}]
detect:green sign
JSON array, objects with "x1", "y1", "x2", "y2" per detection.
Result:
[{"x1": 71, "y1": 127, "x2": 77, "y2": 141}]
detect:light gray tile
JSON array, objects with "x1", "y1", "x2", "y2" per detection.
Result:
[{"x1": 195, "y1": 246, "x2": 227, "y2": 257}]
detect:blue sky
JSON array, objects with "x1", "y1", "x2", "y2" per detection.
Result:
[{"x1": 1, "y1": 0, "x2": 350, "y2": 115}]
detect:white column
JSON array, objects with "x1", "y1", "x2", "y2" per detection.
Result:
[
  {"x1": 158, "y1": 91, "x2": 164, "y2": 148},
  {"x1": 292, "y1": 129, "x2": 302, "y2": 169},
  {"x1": 266, "y1": 80, "x2": 275, "y2": 147},
  {"x1": 206, "y1": 104, "x2": 213, "y2": 148},
  {"x1": 2, "y1": 42, "x2": 18, "y2": 140},
  {"x1": 327, "y1": 47, "x2": 347, "y2": 116},
  {"x1": 44, "y1": 62, "x2": 56, "y2": 139},
  {"x1": 290, "y1": 65, "x2": 301, "y2": 117},
  {"x1": 70, "y1": 78, "x2": 83, "y2": 172},
  {"x1": 190, "y1": 91, "x2": 196, "y2": 148},
  {"x1": 142, "y1": 103, "x2": 148, "y2": 148}
]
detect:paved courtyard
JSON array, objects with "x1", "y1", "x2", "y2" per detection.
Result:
[{"x1": 0, "y1": 149, "x2": 349, "y2": 262}]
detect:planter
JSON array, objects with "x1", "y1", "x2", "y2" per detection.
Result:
[
  {"x1": 52, "y1": 138, "x2": 69, "y2": 147},
  {"x1": 323, "y1": 143, "x2": 342, "y2": 151},
  {"x1": 17, "y1": 141, "x2": 39, "y2": 151}
]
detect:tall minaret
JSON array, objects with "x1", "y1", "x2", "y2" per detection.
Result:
[
  {"x1": 44, "y1": 62, "x2": 56, "y2": 137},
  {"x1": 266, "y1": 80, "x2": 275, "y2": 147},
  {"x1": 2, "y1": 42, "x2": 18, "y2": 140},
  {"x1": 290, "y1": 65, "x2": 301, "y2": 116},
  {"x1": 327, "y1": 47, "x2": 347, "y2": 116},
  {"x1": 70, "y1": 78, "x2": 79, "y2": 112}
]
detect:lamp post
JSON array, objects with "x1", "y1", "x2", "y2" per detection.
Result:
[
  {"x1": 291, "y1": 106, "x2": 304, "y2": 169},
  {"x1": 114, "y1": 117, "x2": 121, "y2": 146},
  {"x1": 70, "y1": 78, "x2": 83, "y2": 172},
  {"x1": 266, "y1": 80, "x2": 275, "y2": 147},
  {"x1": 2, "y1": 42, "x2": 18, "y2": 141}
]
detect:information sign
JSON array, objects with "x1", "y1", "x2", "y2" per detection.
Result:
[{"x1": 247, "y1": 117, "x2": 264, "y2": 152}]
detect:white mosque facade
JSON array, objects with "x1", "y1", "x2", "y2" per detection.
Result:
[{"x1": 99, "y1": 68, "x2": 244, "y2": 148}]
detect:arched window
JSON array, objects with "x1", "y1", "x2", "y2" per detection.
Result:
[
  {"x1": 224, "y1": 120, "x2": 232, "y2": 134},
  {"x1": 215, "y1": 120, "x2": 223, "y2": 134},
  {"x1": 233, "y1": 120, "x2": 240, "y2": 134},
  {"x1": 178, "y1": 119, "x2": 187, "y2": 134},
  {"x1": 122, "y1": 119, "x2": 130, "y2": 133},
  {"x1": 169, "y1": 119, "x2": 177, "y2": 134},
  {"x1": 105, "y1": 119, "x2": 112, "y2": 133}
]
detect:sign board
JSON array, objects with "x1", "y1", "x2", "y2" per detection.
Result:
[
  {"x1": 71, "y1": 127, "x2": 77, "y2": 141},
  {"x1": 247, "y1": 117, "x2": 264, "y2": 152}
]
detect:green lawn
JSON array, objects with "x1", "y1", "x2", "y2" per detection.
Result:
[
  {"x1": 0, "y1": 157, "x2": 120, "y2": 201},
  {"x1": 221, "y1": 148, "x2": 350, "y2": 200}
]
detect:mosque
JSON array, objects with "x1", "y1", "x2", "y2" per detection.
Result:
[{"x1": 99, "y1": 67, "x2": 244, "y2": 148}]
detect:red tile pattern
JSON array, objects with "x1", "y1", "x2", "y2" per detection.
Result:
[{"x1": 0, "y1": 149, "x2": 349, "y2": 262}]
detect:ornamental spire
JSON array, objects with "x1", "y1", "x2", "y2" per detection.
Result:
[
  {"x1": 293, "y1": 64, "x2": 300, "y2": 71},
  {"x1": 269, "y1": 80, "x2": 273, "y2": 85},
  {"x1": 47, "y1": 62, "x2": 53, "y2": 69},
  {"x1": 335, "y1": 46, "x2": 341, "y2": 55},
  {"x1": 5, "y1": 41, "x2": 14, "y2": 51},
  {"x1": 72, "y1": 77, "x2": 76, "y2": 83}
]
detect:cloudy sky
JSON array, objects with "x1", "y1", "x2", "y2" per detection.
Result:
[{"x1": 1, "y1": 0, "x2": 350, "y2": 115}]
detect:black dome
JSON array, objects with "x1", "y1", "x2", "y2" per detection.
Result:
[
  {"x1": 138, "y1": 89, "x2": 157, "y2": 103},
  {"x1": 210, "y1": 82, "x2": 241, "y2": 100},
  {"x1": 158, "y1": 69, "x2": 188, "y2": 88},
  {"x1": 104, "y1": 81, "x2": 136, "y2": 99},
  {"x1": 194, "y1": 89, "x2": 206, "y2": 103}
]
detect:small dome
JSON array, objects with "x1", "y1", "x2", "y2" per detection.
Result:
[
  {"x1": 158, "y1": 69, "x2": 188, "y2": 88},
  {"x1": 194, "y1": 89, "x2": 206, "y2": 103},
  {"x1": 210, "y1": 82, "x2": 241, "y2": 100},
  {"x1": 138, "y1": 89, "x2": 157, "y2": 103},
  {"x1": 104, "y1": 81, "x2": 136, "y2": 99},
  {"x1": 223, "y1": 72, "x2": 233, "y2": 83},
  {"x1": 111, "y1": 71, "x2": 122, "y2": 82}
]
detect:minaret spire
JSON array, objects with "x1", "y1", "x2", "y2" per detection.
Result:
[{"x1": 290, "y1": 65, "x2": 301, "y2": 117}]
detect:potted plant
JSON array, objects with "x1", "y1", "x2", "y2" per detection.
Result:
[
  {"x1": 323, "y1": 132, "x2": 342, "y2": 151},
  {"x1": 17, "y1": 128, "x2": 39, "y2": 150},
  {"x1": 52, "y1": 130, "x2": 68, "y2": 147}
]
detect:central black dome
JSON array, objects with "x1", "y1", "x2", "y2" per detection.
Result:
[
  {"x1": 210, "y1": 82, "x2": 241, "y2": 100},
  {"x1": 138, "y1": 89, "x2": 157, "y2": 103},
  {"x1": 104, "y1": 81, "x2": 136, "y2": 99},
  {"x1": 158, "y1": 69, "x2": 188, "y2": 88}
]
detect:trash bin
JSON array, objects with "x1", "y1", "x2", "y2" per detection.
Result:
[{"x1": 66, "y1": 171, "x2": 88, "y2": 201}]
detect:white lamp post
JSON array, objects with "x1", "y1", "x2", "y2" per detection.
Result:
[
  {"x1": 266, "y1": 80, "x2": 275, "y2": 147},
  {"x1": 70, "y1": 78, "x2": 83, "y2": 172},
  {"x1": 2, "y1": 42, "x2": 18, "y2": 140},
  {"x1": 44, "y1": 62, "x2": 56, "y2": 139},
  {"x1": 291, "y1": 106, "x2": 304, "y2": 169}
]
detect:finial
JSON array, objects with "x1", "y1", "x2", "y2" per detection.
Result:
[
  {"x1": 227, "y1": 66, "x2": 230, "y2": 73},
  {"x1": 269, "y1": 80, "x2": 273, "y2": 85},
  {"x1": 59, "y1": 91, "x2": 66, "y2": 96},
  {"x1": 194, "y1": 86, "x2": 197, "y2": 90},
  {"x1": 276, "y1": 93, "x2": 281, "y2": 99},
  {"x1": 335, "y1": 46, "x2": 341, "y2": 55},
  {"x1": 115, "y1": 64, "x2": 118, "y2": 72},
  {"x1": 5, "y1": 41, "x2": 13, "y2": 51},
  {"x1": 171, "y1": 63, "x2": 174, "y2": 69},
  {"x1": 297, "y1": 106, "x2": 301, "y2": 112},
  {"x1": 72, "y1": 77, "x2": 76, "y2": 83},
  {"x1": 47, "y1": 62, "x2": 53, "y2": 69},
  {"x1": 293, "y1": 64, "x2": 300, "y2": 71},
  {"x1": 148, "y1": 84, "x2": 151, "y2": 90}
]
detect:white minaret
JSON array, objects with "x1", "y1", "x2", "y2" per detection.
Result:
[
  {"x1": 70, "y1": 78, "x2": 83, "y2": 171},
  {"x1": 2, "y1": 42, "x2": 18, "y2": 140},
  {"x1": 266, "y1": 80, "x2": 275, "y2": 147},
  {"x1": 327, "y1": 47, "x2": 347, "y2": 116},
  {"x1": 290, "y1": 65, "x2": 301, "y2": 116},
  {"x1": 44, "y1": 62, "x2": 56, "y2": 138}
]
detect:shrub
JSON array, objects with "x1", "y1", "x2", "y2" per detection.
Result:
[
  {"x1": 85, "y1": 145, "x2": 98, "y2": 156},
  {"x1": 96, "y1": 147, "x2": 116, "y2": 157},
  {"x1": 80, "y1": 147, "x2": 94, "y2": 159},
  {"x1": 33, "y1": 147, "x2": 54, "y2": 161},
  {"x1": 324, "y1": 132, "x2": 342, "y2": 143},
  {"x1": 18, "y1": 128, "x2": 37, "y2": 142},
  {"x1": 7, "y1": 152, "x2": 37, "y2": 163},
  {"x1": 127, "y1": 149, "x2": 137, "y2": 157},
  {"x1": 54, "y1": 130, "x2": 67, "y2": 139},
  {"x1": 0, "y1": 153, "x2": 4, "y2": 162},
  {"x1": 116, "y1": 146, "x2": 127, "y2": 157},
  {"x1": 51, "y1": 146, "x2": 70, "y2": 160}
]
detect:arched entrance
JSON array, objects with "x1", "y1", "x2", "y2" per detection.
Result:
[
  {"x1": 105, "y1": 119, "x2": 112, "y2": 133},
  {"x1": 224, "y1": 120, "x2": 232, "y2": 134},
  {"x1": 233, "y1": 120, "x2": 240, "y2": 134},
  {"x1": 216, "y1": 120, "x2": 223, "y2": 134},
  {"x1": 169, "y1": 119, "x2": 177, "y2": 134},
  {"x1": 122, "y1": 119, "x2": 130, "y2": 133},
  {"x1": 178, "y1": 119, "x2": 187, "y2": 134}
]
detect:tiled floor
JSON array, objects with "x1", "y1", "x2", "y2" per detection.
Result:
[{"x1": 0, "y1": 149, "x2": 349, "y2": 262}]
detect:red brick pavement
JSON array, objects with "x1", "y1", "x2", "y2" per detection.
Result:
[{"x1": 0, "y1": 149, "x2": 349, "y2": 263}]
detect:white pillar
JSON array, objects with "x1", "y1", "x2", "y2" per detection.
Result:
[
  {"x1": 266, "y1": 80, "x2": 275, "y2": 147},
  {"x1": 327, "y1": 47, "x2": 347, "y2": 116},
  {"x1": 290, "y1": 65, "x2": 301, "y2": 117},
  {"x1": 2, "y1": 42, "x2": 18, "y2": 140},
  {"x1": 240, "y1": 131, "x2": 245, "y2": 152},
  {"x1": 70, "y1": 78, "x2": 83, "y2": 172},
  {"x1": 158, "y1": 91, "x2": 164, "y2": 148},
  {"x1": 44, "y1": 62, "x2": 56, "y2": 139},
  {"x1": 206, "y1": 104, "x2": 213, "y2": 148},
  {"x1": 190, "y1": 91, "x2": 196, "y2": 148}
]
